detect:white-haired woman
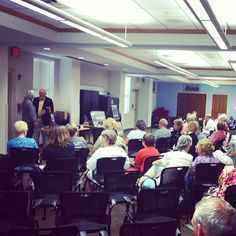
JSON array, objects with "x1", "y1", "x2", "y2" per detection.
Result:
[
  {"x1": 7, "y1": 120, "x2": 38, "y2": 152},
  {"x1": 139, "y1": 135, "x2": 193, "y2": 189}
]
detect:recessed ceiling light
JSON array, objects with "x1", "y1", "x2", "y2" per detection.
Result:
[
  {"x1": 104, "y1": 63, "x2": 109, "y2": 66},
  {"x1": 123, "y1": 68, "x2": 128, "y2": 71},
  {"x1": 43, "y1": 47, "x2": 51, "y2": 51},
  {"x1": 78, "y1": 57, "x2": 84, "y2": 60}
]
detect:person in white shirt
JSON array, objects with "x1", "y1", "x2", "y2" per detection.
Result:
[
  {"x1": 139, "y1": 135, "x2": 193, "y2": 188},
  {"x1": 203, "y1": 115, "x2": 216, "y2": 134},
  {"x1": 125, "y1": 120, "x2": 146, "y2": 145},
  {"x1": 87, "y1": 129, "x2": 130, "y2": 179}
]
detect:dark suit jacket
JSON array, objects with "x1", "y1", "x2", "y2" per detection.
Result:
[{"x1": 33, "y1": 96, "x2": 54, "y2": 126}]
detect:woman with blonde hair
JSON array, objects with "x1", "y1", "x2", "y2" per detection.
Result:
[
  {"x1": 7, "y1": 120, "x2": 38, "y2": 151},
  {"x1": 187, "y1": 121, "x2": 199, "y2": 157},
  {"x1": 189, "y1": 138, "x2": 219, "y2": 179},
  {"x1": 42, "y1": 126, "x2": 75, "y2": 162},
  {"x1": 92, "y1": 117, "x2": 126, "y2": 153}
]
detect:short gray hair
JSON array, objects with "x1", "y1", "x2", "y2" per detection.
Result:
[
  {"x1": 176, "y1": 135, "x2": 192, "y2": 150},
  {"x1": 26, "y1": 90, "x2": 34, "y2": 99},
  {"x1": 159, "y1": 118, "x2": 168, "y2": 127},
  {"x1": 101, "y1": 129, "x2": 117, "y2": 145},
  {"x1": 192, "y1": 197, "x2": 236, "y2": 236}
]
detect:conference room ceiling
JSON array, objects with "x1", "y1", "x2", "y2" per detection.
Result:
[{"x1": 1, "y1": 0, "x2": 236, "y2": 85}]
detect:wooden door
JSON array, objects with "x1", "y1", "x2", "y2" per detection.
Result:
[
  {"x1": 177, "y1": 93, "x2": 206, "y2": 118},
  {"x1": 211, "y1": 94, "x2": 228, "y2": 118}
]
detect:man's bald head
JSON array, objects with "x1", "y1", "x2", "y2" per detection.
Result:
[{"x1": 39, "y1": 89, "x2": 46, "y2": 99}]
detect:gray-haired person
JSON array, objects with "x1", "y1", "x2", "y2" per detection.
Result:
[
  {"x1": 22, "y1": 90, "x2": 37, "y2": 138},
  {"x1": 192, "y1": 197, "x2": 236, "y2": 236}
]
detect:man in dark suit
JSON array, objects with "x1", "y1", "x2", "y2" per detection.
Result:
[{"x1": 33, "y1": 88, "x2": 54, "y2": 145}]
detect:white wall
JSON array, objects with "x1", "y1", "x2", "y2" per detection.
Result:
[{"x1": 0, "y1": 46, "x2": 8, "y2": 153}]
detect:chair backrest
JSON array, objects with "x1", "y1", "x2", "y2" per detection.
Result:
[
  {"x1": 59, "y1": 192, "x2": 109, "y2": 220},
  {"x1": 120, "y1": 219, "x2": 178, "y2": 236},
  {"x1": 9, "y1": 148, "x2": 39, "y2": 167},
  {"x1": 225, "y1": 185, "x2": 236, "y2": 209},
  {"x1": 214, "y1": 139, "x2": 224, "y2": 150},
  {"x1": 33, "y1": 171, "x2": 73, "y2": 196},
  {"x1": 143, "y1": 156, "x2": 160, "y2": 174},
  {"x1": 155, "y1": 137, "x2": 170, "y2": 153},
  {"x1": 0, "y1": 191, "x2": 29, "y2": 218},
  {"x1": 96, "y1": 157, "x2": 126, "y2": 176},
  {"x1": 137, "y1": 187, "x2": 181, "y2": 218},
  {"x1": 159, "y1": 166, "x2": 189, "y2": 189},
  {"x1": 0, "y1": 171, "x2": 11, "y2": 191},
  {"x1": 9, "y1": 226, "x2": 78, "y2": 236},
  {"x1": 74, "y1": 148, "x2": 90, "y2": 172},
  {"x1": 128, "y1": 139, "x2": 143, "y2": 156},
  {"x1": 195, "y1": 163, "x2": 225, "y2": 185},
  {"x1": 104, "y1": 170, "x2": 139, "y2": 195}
]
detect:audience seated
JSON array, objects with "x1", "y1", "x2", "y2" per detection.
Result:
[
  {"x1": 217, "y1": 113, "x2": 229, "y2": 133},
  {"x1": 87, "y1": 130, "x2": 130, "y2": 179},
  {"x1": 92, "y1": 117, "x2": 126, "y2": 153},
  {"x1": 7, "y1": 120, "x2": 38, "y2": 152},
  {"x1": 191, "y1": 197, "x2": 236, "y2": 236},
  {"x1": 203, "y1": 115, "x2": 216, "y2": 134},
  {"x1": 66, "y1": 123, "x2": 87, "y2": 149},
  {"x1": 182, "y1": 113, "x2": 197, "y2": 135},
  {"x1": 189, "y1": 138, "x2": 219, "y2": 179},
  {"x1": 209, "y1": 122, "x2": 226, "y2": 146},
  {"x1": 214, "y1": 143, "x2": 235, "y2": 165},
  {"x1": 135, "y1": 133, "x2": 160, "y2": 173},
  {"x1": 125, "y1": 120, "x2": 146, "y2": 145},
  {"x1": 154, "y1": 118, "x2": 171, "y2": 140},
  {"x1": 211, "y1": 149, "x2": 236, "y2": 198},
  {"x1": 187, "y1": 121, "x2": 199, "y2": 158},
  {"x1": 139, "y1": 135, "x2": 193, "y2": 188},
  {"x1": 228, "y1": 116, "x2": 236, "y2": 130},
  {"x1": 41, "y1": 126, "x2": 75, "y2": 162},
  {"x1": 168, "y1": 118, "x2": 183, "y2": 149},
  {"x1": 196, "y1": 125, "x2": 206, "y2": 141}
]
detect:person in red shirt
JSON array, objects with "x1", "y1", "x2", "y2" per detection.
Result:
[{"x1": 135, "y1": 133, "x2": 160, "y2": 172}]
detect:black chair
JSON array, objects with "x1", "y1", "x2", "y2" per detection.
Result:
[
  {"x1": 225, "y1": 185, "x2": 236, "y2": 209},
  {"x1": 9, "y1": 148, "x2": 39, "y2": 173},
  {"x1": 9, "y1": 226, "x2": 78, "y2": 236},
  {"x1": 56, "y1": 192, "x2": 111, "y2": 235},
  {"x1": 44, "y1": 158, "x2": 80, "y2": 190},
  {"x1": 143, "y1": 156, "x2": 161, "y2": 174},
  {"x1": 128, "y1": 139, "x2": 143, "y2": 157},
  {"x1": 32, "y1": 171, "x2": 73, "y2": 220},
  {"x1": 91, "y1": 157, "x2": 126, "y2": 188},
  {"x1": 214, "y1": 139, "x2": 224, "y2": 150},
  {"x1": 155, "y1": 137, "x2": 170, "y2": 153},
  {"x1": 74, "y1": 148, "x2": 90, "y2": 174},
  {"x1": 128, "y1": 187, "x2": 181, "y2": 230},
  {"x1": 0, "y1": 191, "x2": 36, "y2": 234},
  {"x1": 120, "y1": 218, "x2": 178, "y2": 236},
  {"x1": 104, "y1": 170, "x2": 139, "y2": 215}
]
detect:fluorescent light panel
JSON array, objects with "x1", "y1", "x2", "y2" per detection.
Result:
[
  {"x1": 10, "y1": 0, "x2": 132, "y2": 48},
  {"x1": 153, "y1": 59, "x2": 199, "y2": 78},
  {"x1": 10, "y1": 0, "x2": 64, "y2": 21},
  {"x1": 228, "y1": 61, "x2": 236, "y2": 71},
  {"x1": 184, "y1": 0, "x2": 230, "y2": 50},
  {"x1": 202, "y1": 80, "x2": 219, "y2": 88}
]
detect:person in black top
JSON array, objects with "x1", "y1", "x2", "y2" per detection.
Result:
[{"x1": 168, "y1": 119, "x2": 183, "y2": 149}]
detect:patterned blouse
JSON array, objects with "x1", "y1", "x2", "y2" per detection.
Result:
[
  {"x1": 7, "y1": 137, "x2": 38, "y2": 151},
  {"x1": 215, "y1": 165, "x2": 236, "y2": 197}
]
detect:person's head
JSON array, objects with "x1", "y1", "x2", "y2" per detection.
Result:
[
  {"x1": 173, "y1": 119, "x2": 183, "y2": 132},
  {"x1": 103, "y1": 117, "x2": 118, "y2": 131},
  {"x1": 14, "y1": 120, "x2": 28, "y2": 136},
  {"x1": 217, "y1": 122, "x2": 225, "y2": 131},
  {"x1": 187, "y1": 113, "x2": 197, "y2": 122},
  {"x1": 196, "y1": 138, "x2": 215, "y2": 156},
  {"x1": 205, "y1": 115, "x2": 211, "y2": 122},
  {"x1": 100, "y1": 129, "x2": 117, "y2": 146},
  {"x1": 26, "y1": 90, "x2": 34, "y2": 100},
  {"x1": 143, "y1": 133, "x2": 155, "y2": 147},
  {"x1": 192, "y1": 197, "x2": 236, "y2": 236},
  {"x1": 218, "y1": 113, "x2": 227, "y2": 122},
  {"x1": 159, "y1": 118, "x2": 168, "y2": 128},
  {"x1": 188, "y1": 121, "x2": 199, "y2": 133},
  {"x1": 136, "y1": 120, "x2": 146, "y2": 131},
  {"x1": 65, "y1": 123, "x2": 78, "y2": 137},
  {"x1": 39, "y1": 89, "x2": 46, "y2": 100},
  {"x1": 49, "y1": 126, "x2": 70, "y2": 147},
  {"x1": 176, "y1": 135, "x2": 192, "y2": 151}
]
